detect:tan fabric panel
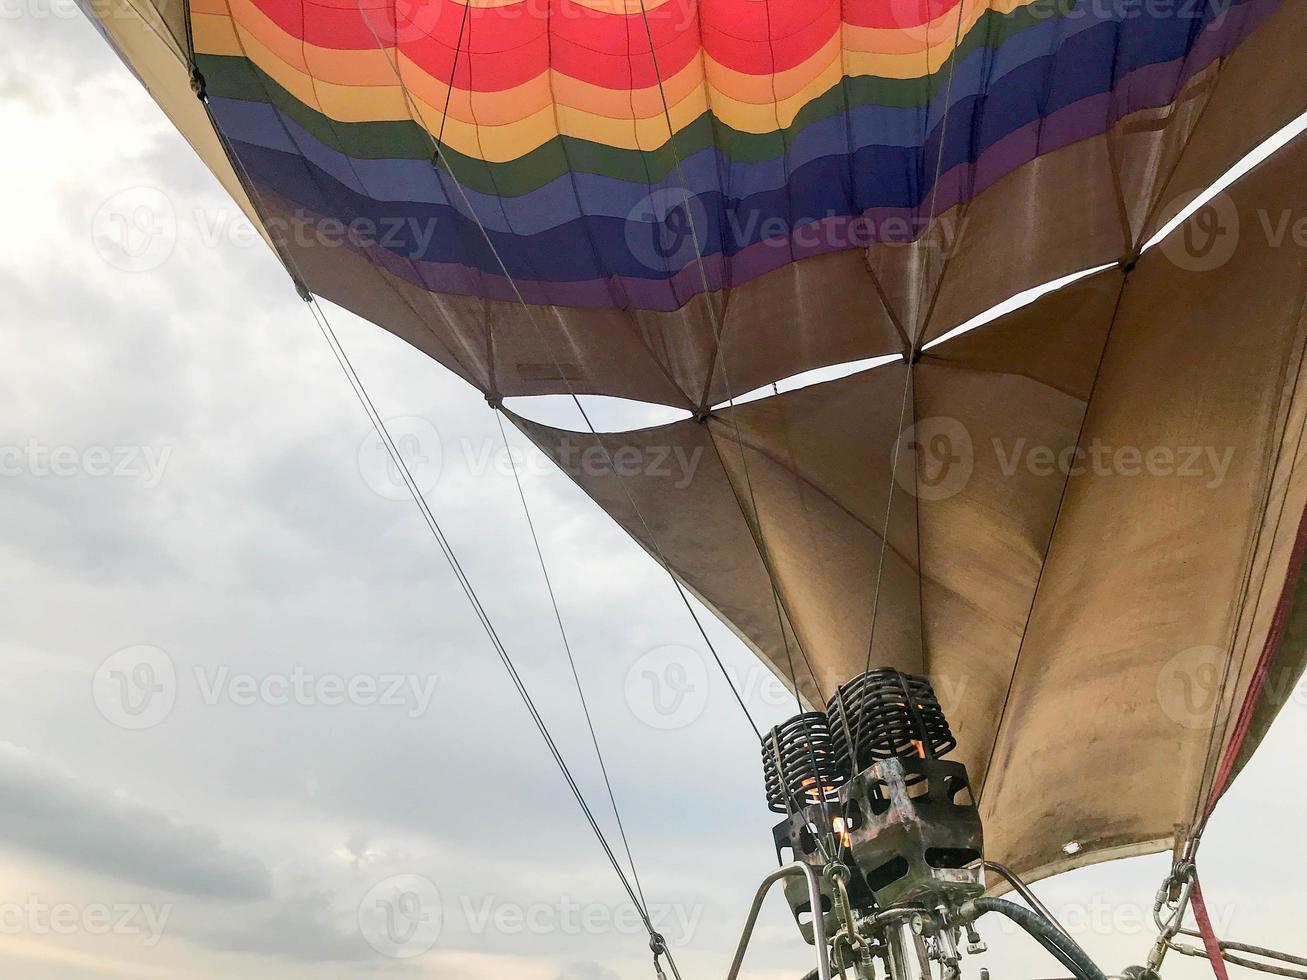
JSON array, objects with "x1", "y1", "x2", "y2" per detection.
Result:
[
  {"x1": 979, "y1": 142, "x2": 1307, "y2": 881},
  {"x1": 505, "y1": 415, "x2": 821, "y2": 695},
  {"x1": 924, "y1": 135, "x2": 1128, "y2": 344},
  {"x1": 286, "y1": 232, "x2": 905, "y2": 408},
  {"x1": 707, "y1": 365, "x2": 923, "y2": 694},
  {"x1": 84, "y1": 0, "x2": 189, "y2": 63},
  {"x1": 1111, "y1": 61, "x2": 1223, "y2": 250},
  {"x1": 706, "y1": 251, "x2": 903, "y2": 407},
  {"x1": 1221, "y1": 342, "x2": 1307, "y2": 788},
  {"x1": 133, "y1": 0, "x2": 188, "y2": 61},
  {"x1": 916, "y1": 272, "x2": 1125, "y2": 789},
  {"x1": 1145, "y1": 0, "x2": 1307, "y2": 243},
  {"x1": 88, "y1": 0, "x2": 263, "y2": 248}
]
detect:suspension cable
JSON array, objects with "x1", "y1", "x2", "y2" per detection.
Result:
[
  {"x1": 349, "y1": 0, "x2": 760, "y2": 751},
  {"x1": 186, "y1": 49, "x2": 673, "y2": 963},
  {"x1": 632, "y1": 0, "x2": 823, "y2": 720},
  {"x1": 629, "y1": 0, "x2": 852, "y2": 868},
  {"x1": 1147, "y1": 860, "x2": 1307, "y2": 980},
  {"x1": 431, "y1": 0, "x2": 650, "y2": 918},
  {"x1": 307, "y1": 296, "x2": 662, "y2": 935},
  {"x1": 492, "y1": 409, "x2": 650, "y2": 914},
  {"x1": 852, "y1": 0, "x2": 969, "y2": 769}
]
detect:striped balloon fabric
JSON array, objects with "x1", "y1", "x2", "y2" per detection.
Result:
[
  {"x1": 83, "y1": 0, "x2": 1307, "y2": 888},
  {"x1": 187, "y1": 0, "x2": 1277, "y2": 311}
]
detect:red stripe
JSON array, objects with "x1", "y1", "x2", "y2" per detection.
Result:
[
  {"x1": 700, "y1": 0, "x2": 842, "y2": 74},
  {"x1": 237, "y1": 0, "x2": 962, "y2": 82},
  {"x1": 1205, "y1": 500, "x2": 1307, "y2": 813}
]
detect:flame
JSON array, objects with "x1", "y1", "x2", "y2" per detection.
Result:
[
  {"x1": 832, "y1": 816, "x2": 852, "y2": 849},
  {"x1": 800, "y1": 777, "x2": 829, "y2": 797}
]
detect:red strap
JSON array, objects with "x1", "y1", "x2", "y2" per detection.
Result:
[
  {"x1": 1190, "y1": 874, "x2": 1230, "y2": 980},
  {"x1": 1207, "y1": 503, "x2": 1307, "y2": 812}
]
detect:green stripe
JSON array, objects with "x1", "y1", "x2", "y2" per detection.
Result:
[{"x1": 198, "y1": 0, "x2": 1063, "y2": 197}]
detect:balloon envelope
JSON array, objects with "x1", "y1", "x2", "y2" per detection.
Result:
[{"x1": 84, "y1": 0, "x2": 1307, "y2": 883}]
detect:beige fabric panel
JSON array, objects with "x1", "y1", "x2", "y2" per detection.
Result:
[
  {"x1": 1111, "y1": 60, "x2": 1223, "y2": 251},
  {"x1": 134, "y1": 0, "x2": 188, "y2": 60},
  {"x1": 706, "y1": 251, "x2": 904, "y2": 407},
  {"x1": 707, "y1": 365, "x2": 923, "y2": 694},
  {"x1": 916, "y1": 272, "x2": 1125, "y2": 790},
  {"x1": 923, "y1": 136, "x2": 1128, "y2": 345},
  {"x1": 506, "y1": 416, "x2": 822, "y2": 696},
  {"x1": 89, "y1": 0, "x2": 265, "y2": 249},
  {"x1": 298, "y1": 236, "x2": 905, "y2": 408},
  {"x1": 979, "y1": 142, "x2": 1307, "y2": 880},
  {"x1": 1145, "y1": 0, "x2": 1307, "y2": 243}
]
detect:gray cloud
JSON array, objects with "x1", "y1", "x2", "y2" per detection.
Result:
[
  {"x1": 0, "y1": 744, "x2": 271, "y2": 901},
  {"x1": 182, "y1": 888, "x2": 366, "y2": 963}
]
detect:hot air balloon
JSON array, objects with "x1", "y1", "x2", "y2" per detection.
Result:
[{"x1": 78, "y1": 0, "x2": 1307, "y2": 973}]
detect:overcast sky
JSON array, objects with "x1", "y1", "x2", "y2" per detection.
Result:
[{"x1": 0, "y1": 6, "x2": 1303, "y2": 980}]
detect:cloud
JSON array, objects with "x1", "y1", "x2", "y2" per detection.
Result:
[
  {"x1": 0, "y1": 743, "x2": 271, "y2": 901},
  {"x1": 181, "y1": 887, "x2": 367, "y2": 963}
]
